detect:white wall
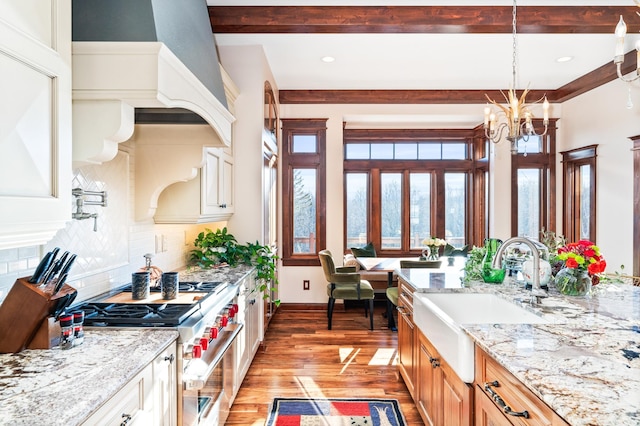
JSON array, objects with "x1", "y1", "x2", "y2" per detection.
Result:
[
  {"x1": 558, "y1": 79, "x2": 640, "y2": 272},
  {"x1": 218, "y1": 45, "x2": 279, "y2": 246}
]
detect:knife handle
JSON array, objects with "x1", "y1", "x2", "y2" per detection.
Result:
[
  {"x1": 58, "y1": 254, "x2": 77, "y2": 279},
  {"x1": 28, "y1": 250, "x2": 55, "y2": 284},
  {"x1": 43, "y1": 251, "x2": 69, "y2": 284}
]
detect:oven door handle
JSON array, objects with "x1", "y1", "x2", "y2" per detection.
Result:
[{"x1": 182, "y1": 323, "x2": 243, "y2": 391}]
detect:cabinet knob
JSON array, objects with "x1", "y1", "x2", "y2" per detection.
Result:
[
  {"x1": 120, "y1": 413, "x2": 132, "y2": 425},
  {"x1": 164, "y1": 353, "x2": 175, "y2": 363},
  {"x1": 429, "y1": 356, "x2": 440, "y2": 368}
]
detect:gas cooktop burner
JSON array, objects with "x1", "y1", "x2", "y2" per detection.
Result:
[
  {"x1": 79, "y1": 302, "x2": 200, "y2": 327},
  {"x1": 122, "y1": 281, "x2": 228, "y2": 294}
]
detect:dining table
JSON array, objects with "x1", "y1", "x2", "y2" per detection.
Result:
[{"x1": 355, "y1": 256, "x2": 465, "y2": 330}]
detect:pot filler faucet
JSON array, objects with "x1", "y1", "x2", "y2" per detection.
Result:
[
  {"x1": 71, "y1": 188, "x2": 107, "y2": 232},
  {"x1": 492, "y1": 237, "x2": 548, "y2": 303}
]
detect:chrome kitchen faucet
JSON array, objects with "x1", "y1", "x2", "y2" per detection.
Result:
[
  {"x1": 492, "y1": 237, "x2": 548, "y2": 304},
  {"x1": 71, "y1": 188, "x2": 107, "y2": 232}
]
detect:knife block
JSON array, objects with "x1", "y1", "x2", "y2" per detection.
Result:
[
  {"x1": 0, "y1": 277, "x2": 76, "y2": 353},
  {"x1": 27, "y1": 317, "x2": 61, "y2": 349}
]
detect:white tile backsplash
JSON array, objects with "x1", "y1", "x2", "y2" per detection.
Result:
[{"x1": 0, "y1": 145, "x2": 223, "y2": 305}]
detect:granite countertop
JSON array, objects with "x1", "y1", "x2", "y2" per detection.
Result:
[
  {"x1": 397, "y1": 268, "x2": 640, "y2": 426},
  {"x1": 179, "y1": 263, "x2": 254, "y2": 284},
  {"x1": 0, "y1": 328, "x2": 178, "y2": 426}
]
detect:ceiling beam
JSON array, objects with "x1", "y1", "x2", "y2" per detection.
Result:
[
  {"x1": 209, "y1": 6, "x2": 639, "y2": 34},
  {"x1": 278, "y1": 50, "x2": 638, "y2": 104}
]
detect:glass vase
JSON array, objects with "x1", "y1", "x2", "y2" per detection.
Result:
[
  {"x1": 481, "y1": 238, "x2": 506, "y2": 283},
  {"x1": 426, "y1": 246, "x2": 440, "y2": 260},
  {"x1": 554, "y1": 267, "x2": 592, "y2": 296}
]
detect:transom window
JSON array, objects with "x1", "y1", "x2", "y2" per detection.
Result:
[{"x1": 345, "y1": 141, "x2": 467, "y2": 160}]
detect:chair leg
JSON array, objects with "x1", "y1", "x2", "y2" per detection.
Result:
[
  {"x1": 387, "y1": 300, "x2": 397, "y2": 332},
  {"x1": 327, "y1": 297, "x2": 335, "y2": 330},
  {"x1": 369, "y1": 299, "x2": 374, "y2": 331}
]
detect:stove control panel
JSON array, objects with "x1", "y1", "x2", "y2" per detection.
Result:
[{"x1": 183, "y1": 303, "x2": 239, "y2": 361}]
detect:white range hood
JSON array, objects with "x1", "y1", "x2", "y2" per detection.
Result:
[
  {"x1": 72, "y1": 41, "x2": 237, "y2": 221},
  {"x1": 72, "y1": 41, "x2": 235, "y2": 166}
]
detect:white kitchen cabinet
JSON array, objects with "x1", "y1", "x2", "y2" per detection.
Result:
[
  {"x1": 154, "y1": 146, "x2": 234, "y2": 224},
  {"x1": 0, "y1": 1, "x2": 72, "y2": 249},
  {"x1": 152, "y1": 343, "x2": 178, "y2": 426},
  {"x1": 81, "y1": 362, "x2": 154, "y2": 426},
  {"x1": 81, "y1": 341, "x2": 177, "y2": 426}
]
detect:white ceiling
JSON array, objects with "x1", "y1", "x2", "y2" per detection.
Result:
[{"x1": 209, "y1": 1, "x2": 640, "y2": 91}]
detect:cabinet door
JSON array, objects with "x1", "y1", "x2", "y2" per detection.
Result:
[
  {"x1": 417, "y1": 332, "x2": 441, "y2": 426},
  {"x1": 418, "y1": 329, "x2": 473, "y2": 426},
  {"x1": 397, "y1": 280, "x2": 415, "y2": 397},
  {"x1": 441, "y1": 361, "x2": 472, "y2": 426},
  {"x1": 202, "y1": 148, "x2": 234, "y2": 216},
  {"x1": 153, "y1": 343, "x2": 177, "y2": 426},
  {"x1": 0, "y1": 0, "x2": 72, "y2": 249},
  {"x1": 82, "y1": 363, "x2": 154, "y2": 425}
]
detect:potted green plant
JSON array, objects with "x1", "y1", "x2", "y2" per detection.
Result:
[
  {"x1": 462, "y1": 245, "x2": 486, "y2": 284},
  {"x1": 190, "y1": 227, "x2": 240, "y2": 268},
  {"x1": 190, "y1": 227, "x2": 279, "y2": 305}
]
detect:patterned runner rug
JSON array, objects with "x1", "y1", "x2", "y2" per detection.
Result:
[{"x1": 265, "y1": 397, "x2": 407, "y2": 426}]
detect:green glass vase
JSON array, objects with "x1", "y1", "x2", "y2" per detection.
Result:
[{"x1": 481, "y1": 238, "x2": 506, "y2": 283}]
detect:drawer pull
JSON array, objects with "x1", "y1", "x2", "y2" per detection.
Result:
[
  {"x1": 120, "y1": 413, "x2": 132, "y2": 425},
  {"x1": 484, "y1": 381, "x2": 530, "y2": 419}
]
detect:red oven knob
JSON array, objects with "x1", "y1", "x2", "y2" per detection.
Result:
[
  {"x1": 221, "y1": 316, "x2": 228, "y2": 327},
  {"x1": 210, "y1": 327, "x2": 218, "y2": 339},
  {"x1": 199, "y1": 337, "x2": 209, "y2": 351},
  {"x1": 231, "y1": 303, "x2": 239, "y2": 314},
  {"x1": 192, "y1": 344, "x2": 202, "y2": 359}
]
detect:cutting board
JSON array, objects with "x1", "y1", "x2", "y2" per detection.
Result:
[{"x1": 102, "y1": 292, "x2": 208, "y2": 304}]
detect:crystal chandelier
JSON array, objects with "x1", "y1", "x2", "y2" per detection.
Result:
[
  {"x1": 483, "y1": 0, "x2": 550, "y2": 154},
  {"x1": 613, "y1": 1, "x2": 640, "y2": 84}
]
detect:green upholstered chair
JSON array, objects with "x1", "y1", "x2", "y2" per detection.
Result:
[
  {"x1": 387, "y1": 259, "x2": 442, "y2": 330},
  {"x1": 319, "y1": 249, "x2": 375, "y2": 331}
]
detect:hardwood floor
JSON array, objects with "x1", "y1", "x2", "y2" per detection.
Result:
[{"x1": 227, "y1": 303, "x2": 424, "y2": 425}]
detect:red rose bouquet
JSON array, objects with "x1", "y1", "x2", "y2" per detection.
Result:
[{"x1": 556, "y1": 240, "x2": 606, "y2": 276}]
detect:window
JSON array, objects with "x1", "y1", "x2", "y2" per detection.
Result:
[
  {"x1": 409, "y1": 173, "x2": 431, "y2": 248},
  {"x1": 561, "y1": 145, "x2": 597, "y2": 242},
  {"x1": 510, "y1": 121, "x2": 557, "y2": 239},
  {"x1": 282, "y1": 119, "x2": 327, "y2": 266},
  {"x1": 344, "y1": 129, "x2": 476, "y2": 255}
]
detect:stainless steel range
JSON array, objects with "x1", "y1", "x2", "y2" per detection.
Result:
[{"x1": 76, "y1": 280, "x2": 242, "y2": 426}]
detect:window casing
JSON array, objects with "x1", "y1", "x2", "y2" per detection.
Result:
[
  {"x1": 561, "y1": 145, "x2": 597, "y2": 243},
  {"x1": 510, "y1": 120, "x2": 557, "y2": 239},
  {"x1": 343, "y1": 129, "x2": 477, "y2": 256},
  {"x1": 282, "y1": 119, "x2": 327, "y2": 266}
]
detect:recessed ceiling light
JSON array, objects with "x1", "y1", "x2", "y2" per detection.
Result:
[
  {"x1": 321, "y1": 56, "x2": 335, "y2": 63},
  {"x1": 556, "y1": 56, "x2": 573, "y2": 63}
]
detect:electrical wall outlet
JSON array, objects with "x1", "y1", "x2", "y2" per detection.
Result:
[{"x1": 303, "y1": 280, "x2": 310, "y2": 290}]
